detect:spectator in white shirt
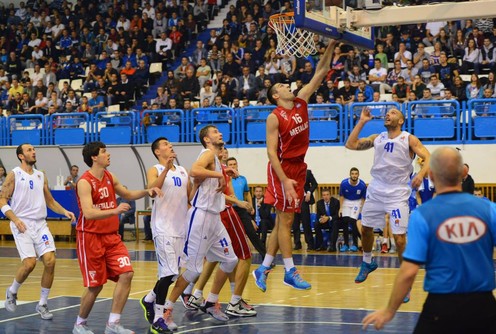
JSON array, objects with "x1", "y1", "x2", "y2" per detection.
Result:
[
  {"x1": 368, "y1": 59, "x2": 391, "y2": 94},
  {"x1": 394, "y1": 42, "x2": 412, "y2": 69}
]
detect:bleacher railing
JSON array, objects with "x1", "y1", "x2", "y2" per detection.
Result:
[{"x1": 2, "y1": 99, "x2": 496, "y2": 146}]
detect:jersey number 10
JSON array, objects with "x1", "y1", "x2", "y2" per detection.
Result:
[{"x1": 172, "y1": 176, "x2": 182, "y2": 187}]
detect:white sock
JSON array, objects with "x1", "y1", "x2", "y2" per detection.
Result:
[
  {"x1": 230, "y1": 282, "x2": 235, "y2": 295},
  {"x1": 206, "y1": 292, "x2": 219, "y2": 304},
  {"x1": 154, "y1": 304, "x2": 165, "y2": 322},
  {"x1": 164, "y1": 300, "x2": 174, "y2": 309},
  {"x1": 262, "y1": 254, "x2": 275, "y2": 268},
  {"x1": 76, "y1": 316, "x2": 87, "y2": 325},
  {"x1": 193, "y1": 289, "x2": 203, "y2": 299},
  {"x1": 39, "y1": 287, "x2": 50, "y2": 305},
  {"x1": 283, "y1": 258, "x2": 295, "y2": 272},
  {"x1": 381, "y1": 237, "x2": 388, "y2": 245},
  {"x1": 230, "y1": 294, "x2": 241, "y2": 305},
  {"x1": 144, "y1": 290, "x2": 156, "y2": 303},
  {"x1": 183, "y1": 282, "x2": 194, "y2": 295},
  {"x1": 10, "y1": 279, "x2": 21, "y2": 294},
  {"x1": 363, "y1": 252, "x2": 372, "y2": 264},
  {"x1": 390, "y1": 238, "x2": 396, "y2": 247},
  {"x1": 108, "y1": 313, "x2": 120, "y2": 324}
]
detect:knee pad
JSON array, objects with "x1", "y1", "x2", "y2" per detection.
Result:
[
  {"x1": 182, "y1": 269, "x2": 200, "y2": 284},
  {"x1": 219, "y1": 258, "x2": 238, "y2": 274}
]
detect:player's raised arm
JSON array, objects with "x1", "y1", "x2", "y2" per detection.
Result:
[
  {"x1": 297, "y1": 40, "x2": 337, "y2": 102},
  {"x1": 190, "y1": 150, "x2": 223, "y2": 180},
  {"x1": 346, "y1": 107, "x2": 378, "y2": 151},
  {"x1": 409, "y1": 135, "x2": 430, "y2": 189}
]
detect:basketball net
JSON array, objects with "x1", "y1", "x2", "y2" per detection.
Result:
[{"x1": 269, "y1": 12, "x2": 318, "y2": 58}]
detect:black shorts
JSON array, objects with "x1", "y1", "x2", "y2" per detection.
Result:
[{"x1": 414, "y1": 291, "x2": 496, "y2": 334}]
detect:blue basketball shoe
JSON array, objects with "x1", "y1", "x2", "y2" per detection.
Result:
[
  {"x1": 283, "y1": 267, "x2": 311, "y2": 290},
  {"x1": 252, "y1": 265, "x2": 271, "y2": 292},
  {"x1": 355, "y1": 260, "x2": 378, "y2": 283}
]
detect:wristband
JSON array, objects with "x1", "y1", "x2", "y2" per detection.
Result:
[{"x1": 1, "y1": 204, "x2": 12, "y2": 215}]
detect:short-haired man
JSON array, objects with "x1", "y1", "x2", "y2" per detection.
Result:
[
  {"x1": 346, "y1": 108, "x2": 430, "y2": 297},
  {"x1": 363, "y1": 147, "x2": 496, "y2": 332},
  {"x1": 338, "y1": 167, "x2": 367, "y2": 252},
  {"x1": 253, "y1": 40, "x2": 337, "y2": 292},
  {"x1": 2, "y1": 144, "x2": 76, "y2": 320},
  {"x1": 73, "y1": 141, "x2": 161, "y2": 334}
]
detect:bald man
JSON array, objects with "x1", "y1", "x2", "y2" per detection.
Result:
[
  {"x1": 362, "y1": 147, "x2": 496, "y2": 333},
  {"x1": 346, "y1": 108, "x2": 430, "y2": 290}
]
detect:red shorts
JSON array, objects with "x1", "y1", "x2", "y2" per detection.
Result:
[
  {"x1": 220, "y1": 206, "x2": 251, "y2": 260},
  {"x1": 265, "y1": 160, "x2": 307, "y2": 213},
  {"x1": 76, "y1": 231, "x2": 133, "y2": 287}
]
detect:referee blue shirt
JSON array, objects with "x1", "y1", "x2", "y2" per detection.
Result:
[
  {"x1": 403, "y1": 192, "x2": 496, "y2": 294},
  {"x1": 231, "y1": 175, "x2": 249, "y2": 204}
]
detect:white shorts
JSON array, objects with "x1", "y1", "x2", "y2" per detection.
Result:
[
  {"x1": 153, "y1": 235, "x2": 185, "y2": 279},
  {"x1": 361, "y1": 185, "x2": 410, "y2": 235},
  {"x1": 11, "y1": 220, "x2": 56, "y2": 261},
  {"x1": 342, "y1": 199, "x2": 362, "y2": 220},
  {"x1": 183, "y1": 207, "x2": 237, "y2": 274}
]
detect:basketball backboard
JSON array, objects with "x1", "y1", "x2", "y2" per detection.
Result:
[{"x1": 294, "y1": 0, "x2": 375, "y2": 49}]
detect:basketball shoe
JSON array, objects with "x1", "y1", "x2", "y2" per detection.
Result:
[
  {"x1": 5, "y1": 288, "x2": 17, "y2": 312},
  {"x1": 200, "y1": 301, "x2": 229, "y2": 321},
  {"x1": 72, "y1": 323, "x2": 95, "y2": 334},
  {"x1": 225, "y1": 300, "x2": 257, "y2": 317},
  {"x1": 150, "y1": 318, "x2": 172, "y2": 334},
  {"x1": 104, "y1": 321, "x2": 135, "y2": 334},
  {"x1": 139, "y1": 295, "x2": 155, "y2": 324},
  {"x1": 35, "y1": 304, "x2": 53, "y2": 320},
  {"x1": 283, "y1": 267, "x2": 311, "y2": 290},
  {"x1": 252, "y1": 265, "x2": 271, "y2": 292},
  {"x1": 355, "y1": 260, "x2": 378, "y2": 283}
]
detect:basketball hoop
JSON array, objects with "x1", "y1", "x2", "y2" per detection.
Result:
[{"x1": 269, "y1": 12, "x2": 318, "y2": 58}]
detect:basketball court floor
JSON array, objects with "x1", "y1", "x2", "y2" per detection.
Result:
[{"x1": 1, "y1": 238, "x2": 493, "y2": 333}]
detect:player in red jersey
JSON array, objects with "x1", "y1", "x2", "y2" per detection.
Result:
[
  {"x1": 72, "y1": 141, "x2": 161, "y2": 334},
  {"x1": 253, "y1": 40, "x2": 337, "y2": 292}
]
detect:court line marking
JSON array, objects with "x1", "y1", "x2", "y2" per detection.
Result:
[
  {"x1": 175, "y1": 321, "x2": 364, "y2": 333},
  {"x1": 0, "y1": 289, "x2": 150, "y2": 323}
]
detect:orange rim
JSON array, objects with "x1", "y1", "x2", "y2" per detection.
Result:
[{"x1": 269, "y1": 12, "x2": 295, "y2": 24}]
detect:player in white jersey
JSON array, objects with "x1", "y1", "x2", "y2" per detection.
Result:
[
  {"x1": 159, "y1": 125, "x2": 239, "y2": 324},
  {"x1": 139, "y1": 137, "x2": 191, "y2": 334},
  {"x1": 1, "y1": 144, "x2": 76, "y2": 319},
  {"x1": 346, "y1": 108, "x2": 430, "y2": 293}
]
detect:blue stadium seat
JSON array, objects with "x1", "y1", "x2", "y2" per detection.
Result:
[
  {"x1": 474, "y1": 116, "x2": 496, "y2": 137},
  {"x1": 310, "y1": 121, "x2": 338, "y2": 141},
  {"x1": 100, "y1": 127, "x2": 133, "y2": 144},
  {"x1": 357, "y1": 119, "x2": 384, "y2": 138},
  {"x1": 147, "y1": 125, "x2": 180, "y2": 143},
  {"x1": 414, "y1": 118, "x2": 454, "y2": 139},
  {"x1": 246, "y1": 122, "x2": 266, "y2": 142},
  {"x1": 54, "y1": 128, "x2": 86, "y2": 145},
  {"x1": 12, "y1": 129, "x2": 42, "y2": 145}
]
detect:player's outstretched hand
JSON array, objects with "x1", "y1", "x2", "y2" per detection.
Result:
[
  {"x1": 362, "y1": 309, "x2": 395, "y2": 331},
  {"x1": 64, "y1": 210, "x2": 76, "y2": 222},
  {"x1": 115, "y1": 202, "x2": 131, "y2": 215},
  {"x1": 410, "y1": 174, "x2": 423, "y2": 189},
  {"x1": 360, "y1": 107, "x2": 372, "y2": 123},
  {"x1": 148, "y1": 187, "x2": 163, "y2": 198},
  {"x1": 283, "y1": 178, "x2": 299, "y2": 207}
]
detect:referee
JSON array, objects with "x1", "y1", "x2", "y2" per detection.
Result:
[{"x1": 362, "y1": 147, "x2": 496, "y2": 333}]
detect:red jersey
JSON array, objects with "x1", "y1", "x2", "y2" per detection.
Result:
[
  {"x1": 221, "y1": 165, "x2": 232, "y2": 208},
  {"x1": 272, "y1": 97, "x2": 310, "y2": 161},
  {"x1": 76, "y1": 170, "x2": 119, "y2": 234}
]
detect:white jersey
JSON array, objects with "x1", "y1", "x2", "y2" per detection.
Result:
[
  {"x1": 191, "y1": 149, "x2": 225, "y2": 214},
  {"x1": 151, "y1": 164, "x2": 189, "y2": 237},
  {"x1": 370, "y1": 131, "x2": 414, "y2": 198},
  {"x1": 10, "y1": 167, "x2": 47, "y2": 221}
]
